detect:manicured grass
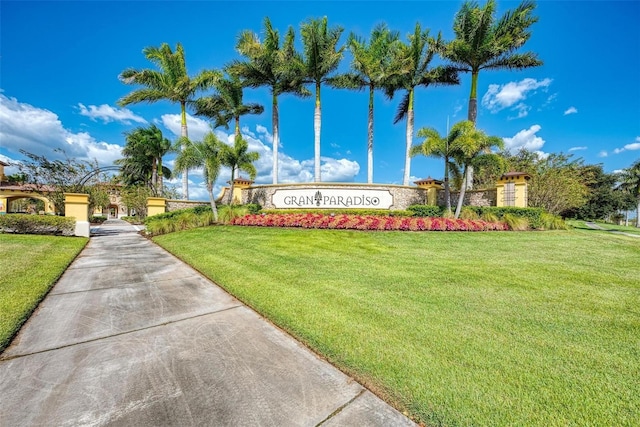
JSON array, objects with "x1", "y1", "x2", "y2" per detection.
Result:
[
  {"x1": 0, "y1": 234, "x2": 87, "y2": 352},
  {"x1": 155, "y1": 227, "x2": 640, "y2": 426},
  {"x1": 568, "y1": 219, "x2": 640, "y2": 235}
]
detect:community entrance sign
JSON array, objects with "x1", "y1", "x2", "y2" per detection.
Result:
[{"x1": 272, "y1": 188, "x2": 394, "y2": 209}]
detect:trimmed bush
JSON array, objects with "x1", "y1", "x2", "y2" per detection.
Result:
[
  {"x1": 540, "y1": 212, "x2": 568, "y2": 230},
  {"x1": 407, "y1": 205, "x2": 445, "y2": 217},
  {"x1": 245, "y1": 203, "x2": 262, "y2": 214},
  {"x1": 0, "y1": 214, "x2": 76, "y2": 236},
  {"x1": 460, "y1": 207, "x2": 480, "y2": 220},
  {"x1": 89, "y1": 215, "x2": 107, "y2": 224}
]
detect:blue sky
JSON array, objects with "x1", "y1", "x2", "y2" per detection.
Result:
[{"x1": 1, "y1": 0, "x2": 639, "y2": 200}]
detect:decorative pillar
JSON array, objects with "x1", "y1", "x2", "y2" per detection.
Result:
[
  {"x1": 147, "y1": 197, "x2": 167, "y2": 217},
  {"x1": 496, "y1": 172, "x2": 530, "y2": 207},
  {"x1": 414, "y1": 177, "x2": 443, "y2": 206},
  {"x1": 64, "y1": 193, "x2": 90, "y2": 237},
  {"x1": 231, "y1": 178, "x2": 254, "y2": 205},
  {"x1": 0, "y1": 196, "x2": 7, "y2": 215}
]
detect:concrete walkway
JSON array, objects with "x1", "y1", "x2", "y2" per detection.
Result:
[
  {"x1": 584, "y1": 221, "x2": 640, "y2": 238},
  {"x1": 0, "y1": 220, "x2": 415, "y2": 426}
]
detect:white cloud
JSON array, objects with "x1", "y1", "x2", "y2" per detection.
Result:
[
  {"x1": 177, "y1": 124, "x2": 360, "y2": 200},
  {"x1": 78, "y1": 103, "x2": 147, "y2": 124},
  {"x1": 482, "y1": 78, "x2": 553, "y2": 116},
  {"x1": 0, "y1": 93, "x2": 123, "y2": 166},
  {"x1": 159, "y1": 113, "x2": 212, "y2": 142},
  {"x1": 568, "y1": 146, "x2": 587, "y2": 152},
  {"x1": 503, "y1": 125, "x2": 545, "y2": 152},
  {"x1": 564, "y1": 106, "x2": 578, "y2": 115},
  {"x1": 598, "y1": 151, "x2": 608, "y2": 158},
  {"x1": 256, "y1": 124, "x2": 274, "y2": 145},
  {"x1": 612, "y1": 137, "x2": 640, "y2": 155}
]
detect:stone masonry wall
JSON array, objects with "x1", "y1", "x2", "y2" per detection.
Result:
[
  {"x1": 166, "y1": 199, "x2": 208, "y2": 212},
  {"x1": 438, "y1": 189, "x2": 497, "y2": 207}
]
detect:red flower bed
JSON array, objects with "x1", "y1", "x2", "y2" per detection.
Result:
[{"x1": 230, "y1": 213, "x2": 508, "y2": 232}]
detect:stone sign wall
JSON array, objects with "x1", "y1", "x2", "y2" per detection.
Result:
[{"x1": 245, "y1": 183, "x2": 426, "y2": 211}]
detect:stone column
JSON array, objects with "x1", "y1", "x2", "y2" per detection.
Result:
[
  {"x1": 232, "y1": 178, "x2": 254, "y2": 205},
  {"x1": 147, "y1": 197, "x2": 167, "y2": 217},
  {"x1": 414, "y1": 178, "x2": 443, "y2": 206},
  {"x1": 64, "y1": 193, "x2": 90, "y2": 237}
]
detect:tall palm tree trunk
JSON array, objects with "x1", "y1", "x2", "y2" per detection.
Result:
[
  {"x1": 157, "y1": 157, "x2": 163, "y2": 196},
  {"x1": 444, "y1": 158, "x2": 451, "y2": 212},
  {"x1": 468, "y1": 71, "x2": 479, "y2": 124},
  {"x1": 180, "y1": 102, "x2": 189, "y2": 200},
  {"x1": 151, "y1": 160, "x2": 158, "y2": 196},
  {"x1": 466, "y1": 71, "x2": 480, "y2": 190},
  {"x1": 367, "y1": 85, "x2": 374, "y2": 184},
  {"x1": 314, "y1": 82, "x2": 322, "y2": 182},
  {"x1": 272, "y1": 94, "x2": 279, "y2": 184},
  {"x1": 454, "y1": 166, "x2": 469, "y2": 218},
  {"x1": 206, "y1": 184, "x2": 219, "y2": 221},
  {"x1": 403, "y1": 90, "x2": 414, "y2": 186},
  {"x1": 228, "y1": 166, "x2": 237, "y2": 205}
]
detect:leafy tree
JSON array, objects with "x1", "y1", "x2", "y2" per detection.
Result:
[
  {"x1": 449, "y1": 121, "x2": 504, "y2": 217},
  {"x1": 442, "y1": 0, "x2": 542, "y2": 124},
  {"x1": 174, "y1": 133, "x2": 223, "y2": 221},
  {"x1": 617, "y1": 159, "x2": 640, "y2": 227},
  {"x1": 14, "y1": 150, "x2": 110, "y2": 216},
  {"x1": 194, "y1": 73, "x2": 264, "y2": 140},
  {"x1": 328, "y1": 23, "x2": 401, "y2": 183},
  {"x1": 385, "y1": 24, "x2": 459, "y2": 185},
  {"x1": 119, "y1": 185, "x2": 152, "y2": 219},
  {"x1": 220, "y1": 135, "x2": 260, "y2": 204},
  {"x1": 118, "y1": 42, "x2": 220, "y2": 199},
  {"x1": 562, "y1": 165, "x2": 631, "y2": 221},
  {"x1": 412, "y1": 121, "x2": 470, "y2": 213},
  {"x1": 300, "y1": 17, "x2": 345, "y2": 182},
  {"x1": 232, "y1": 17, "x2": 309, "y2": 184},
  {"x1": 116, "y1": 125, "x2": 171, "y2": 195},
  {"x1": 504, "y1": 150, "x2": 590, "y2": 215}
]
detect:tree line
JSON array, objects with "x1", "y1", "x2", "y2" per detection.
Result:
[{"x1": 116, "y1": 0, "x2": 542, "y2": 198}]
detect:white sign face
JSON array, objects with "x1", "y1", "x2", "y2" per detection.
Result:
[{"x1": 272, "y1": 188, "x2": 394, "y2": 209}]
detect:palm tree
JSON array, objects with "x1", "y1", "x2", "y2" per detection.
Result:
[
  {"x1": 116, "y1": 125, "x2": 172, "y2": 194},
  {"x1": 448, "y1": 121, "x2": 504, "y2": 218},
  {"x1": 442, "y1": 0, "x2": 542, "y2": 125},
  {"x1": 174, "y1": 133, "x2": 222, "y2": 221},
  {"x1": 143, "y1": 124, "x2": 172, "y2": 195},
  {"x1": 328, "y1": 23, "x2": 400, "y2": 183},
  {"x1": 231, "y1": 17, "x2": 309, "y2": 184},
  {"x1": 194, "y1": 73, "x2": 264, "y2": 140},
  {"x1": 385, "y1": 23, "x2": 459, "y2": 186},
  {"x1": 618, "y1": 159, "x2": 640, "y2": 227},
  {"x1": 117, "y1": 42, "x2": 220, "y2": 199},
  {"x1": 411, "y1": 122, "x2": 471, "y2": 212},
  {"x1": 220, "y1": 135, "x2": 260, "y2": 204},
  {"x1": 300, "y1": 17, "x2": 345, "y2": 182}
]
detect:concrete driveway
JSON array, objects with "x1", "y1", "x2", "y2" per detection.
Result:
[{"x1": 0, "y1": 220, "x2": 415, "y2": 426}]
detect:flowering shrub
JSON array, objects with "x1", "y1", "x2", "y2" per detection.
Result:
[{"x1": 230, "y1": 213, "x2": 508, "y2": 232}]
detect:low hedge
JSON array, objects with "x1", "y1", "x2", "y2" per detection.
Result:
[
  {"x1": 89, "y1": 215, "x2": 107, "y2": 224},
  {"x1": 407, "y1": 205, "x2": 546, "y2": 229},
  {"x1": 407, "y1": 205, "x2": 445, "y2": 217},
  {"x1": 0, "y1": 214, "x2": 76, "y2": 236}
]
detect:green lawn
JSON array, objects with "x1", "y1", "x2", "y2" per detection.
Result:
[
  {"x1": 0, "y1": 234, "x2": 87, "y2": 352},
  {"x1": 568, "y1": 219, "x2": 640, "y2": 235},
  {"x1": 155, "y1": 227, "x2": 640, "y2": 426}
]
